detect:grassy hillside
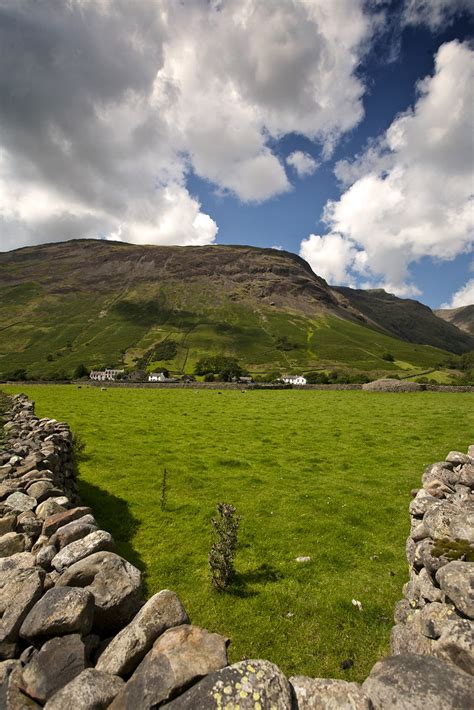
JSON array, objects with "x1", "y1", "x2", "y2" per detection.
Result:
[
  {"x1": 4, "y1": 384, "x2": 473, "y2": 680},
  {"x1": 0, "y1": 240, "x2": 464, "y2": 379}
]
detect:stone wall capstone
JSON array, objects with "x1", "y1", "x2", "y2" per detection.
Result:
[{"x1": 0, "y1": 393, "x2": 473, "y2": 708}]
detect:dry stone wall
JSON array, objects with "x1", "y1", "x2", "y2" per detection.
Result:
[{"x1": 0, "y1": 393, "x2": 473, "y2": 709}]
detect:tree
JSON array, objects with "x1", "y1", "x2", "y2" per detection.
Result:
[
  {"x1": 73, "y1": 364, "x2": 90, "y2": 379},
  {"x1": 209, "y1": 503, "x2": 240, "y2": 590},
  {"x1": 382, "y1": 352, "x2": 394, "y2": 362}
]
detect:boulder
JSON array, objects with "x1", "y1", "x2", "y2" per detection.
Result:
[
  {"x1": 0, "y1": 660, "x2": 40, "y2": 708},
  {"x1": 44, "y1": 669, "x2": 124, "y2": 710},
  {"x1": 35, "y1": 499, "x2": 67, "y2": 520},
  {"x1": 362, "y1": 379, "x2": 423, "y2": 392},
  {"x1": 418, "y1": 602, "x2": 459, "y2": 639},
  {"x1": 436, "y1": 561, "x2": 474, "y2": 618},
  {"x1": 0, "y1": 552, "x2": 36, "y2": 579},
  {"x1": 4, "y1": 492, "x2": 37, "y2": 512},
  {"x1": 42, "y1": 507, "x2": 92, "y2": 537},
  {"x1": 49, "y1": 515, "x2": 98, "y2": 550},
  {"x1": 0, "y1": 568, "x2": 44, "y2": 659},
  {"x1": 20, "y1": 587, "x2": 94, "y2": 640},
  {"x1": 36, "y1": 545, "x2": 57, "y2": 570},
  {"x1": 0, "y1": 506, "x2": 16, "y2": 535},
  {"x1": 446, "y1": 451, "x2": 471, "y2": 466},
  {"x1": 290, "y1": 676, "x2": 371, "y2": 709},
  {"x1": 19, "y1": 634, "x2": 86, "y2": 704},
  {"x1": 56, "y1": 551, "x2": 143, "y2": 632},
  {"x1": 409, "y1": 490, "x2": 438, "y2": 518},
  {"x1": 432, "y1": 619, "x2": 474, "y2": 675},
  {"x1": 424, "y1": 500, "x2": 474, "y2": 543},
  {"x1": 109, "y1": 625, "x2": 228, "y2": 709},
  {"x1": 51, "y1": 530, "x2": 114, "y2": 573},
  {"x1": 166, "y1": 659, "x2": 291, "y2": 710},
  {"x1": 459, "y1": 464, "x2": 474, "y2": 488},
  {"x1": 390, "y1": 624, "x2": 432, "y2": 656},
  {"x1": 362, "y1": 654, "x2": 474, "y2": 709},
  {"x1": 0, "y1": 532, "x2": 29, "y2": 557},
  {"x1": 26, "y1": 481, "x2": 62, "y2": 503},
  {"x1": 17, "y1": 511, "x2": 42, "y2": 540},
  {"x1": 96, "y1": 589, "x2": 189, "y2": 677}
]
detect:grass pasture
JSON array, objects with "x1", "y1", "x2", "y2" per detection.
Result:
[{"x1": 3, "y1": 385, "x2": 473, "y2": 681}]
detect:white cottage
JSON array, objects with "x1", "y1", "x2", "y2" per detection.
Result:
[
  {"x1": 282, "y1": 375, "x2": 307, "y2": 386},
  {"x1": 89, "y1": 368, "x2": 125, "y2": 382}
]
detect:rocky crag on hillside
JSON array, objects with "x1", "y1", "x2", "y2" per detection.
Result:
[{"x1": 0, "y1": 394, "x2": 473, "y2": 708}]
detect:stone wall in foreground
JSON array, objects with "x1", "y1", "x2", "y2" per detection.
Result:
[{"x1": 0, "y1": 393, "x2": 473, "y2": 709}]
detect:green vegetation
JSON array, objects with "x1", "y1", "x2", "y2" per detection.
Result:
[
  {"x1": 3, "y1": 385, "x2": 472, "y2": 680},
  {"x1": 431, "y1": 538, "x2": 474, "y2": 562}
]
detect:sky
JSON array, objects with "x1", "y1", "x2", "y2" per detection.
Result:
[{"x1": 0, "y1": 0, "x2": 473, "y2": 309}]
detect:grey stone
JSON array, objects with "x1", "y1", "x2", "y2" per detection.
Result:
[
  {"x1": 0, "y1": 552, "x2": 36, "y2": 579},
  {"x1": 415, "y1": 568, "x2": 444, "y2": 603},
  {"x1": 26, "y1": 481, "x2": 61, "y2": 503},
  {"x1": 436, "y1": 561, "x2": 474, "y2": 618},
  {"x1": 56, "y1": 551, "x2": 143, "y2": 632},
  {"x1": 35, "y1": 499, "x2": 67, "y2": 520},
  {"x1": 422, "y1": 462, "x2": 458, "y2": 488},
  {"x1": 49, "y1": 515, "x2": 98, "y2": 550},
  {"x1": 0, "y1": 532, "x2": 29, "y2": 557},
  {"x1": 393, "y1": 599, "x2": 411, "y2": 625},
  {"x1": 51, "y1": 530, "x2": 114, "y2": 572},
  {"x1": 410, "y1": 521, "x2": 429, "y2": 542},
  {"x1": 0, "y1": 660, "x2": 41, "y2": 708},
  {"x1": 0, "y1": 506, "x2": 16, "y2": 535},
  {"x1": 459, "y1": 463, "x2": 474, "y2": 487},
  {"x1": 42, "y1": 507, "x2": 92, "y2": 537},
  {"x1": 44, "y1": 669, "x2": 124, "y2": 710},
  {"x1": 5, "y1": 492, "x2": 37, "y2": 512},
  {"x1": 423, "y1": 500, "x2": 474, "y2": 543},
  {"x1": 20, "y1": 587, "x2": 94, "y2": 640},
  {"x1": 290, "y1": 676, "x2": 370, "y2": 709},
  {"x1": 165, "y1": 659, "x2": 290, "y2": 710},
  {"x1": 19, "y1": 634, "x2": 86, "y2": 704},
  {"x1": 36, "y1": 545, "x2": 56, "y2": 570},
  {"x1": 16, "y1": 511, "x2": 42, "y2": 540},
  {"x1": 0, "y1": 569, "x2": 44, "y2": 659},
  {"x1": 446, "y1": 451, "x2": 471, "y2": 465},
  {"x1": 418, "y1": 602, "x2": 458, "y2": 639},
  {"x1": 432, "y1": 619, "x2": 474, "y2": 675},
  {"x1": 362, "y1": 653, "x2": 474, "y2": 709},
  {"x1": 390, "y1": 624, "x2": 432, "y2": 656},
  {"x1": 418, "y1": 538, "x2": 450, "y2": 575},
  {"x1": 409, "y1": 490, "x2": 438, "y2": 518},
  {"x1": 109, "y1": 625, "x2": 228, "y2": 709},
  {"x1": 96, "y1": 589, "x2": 189, "y2": 677}
]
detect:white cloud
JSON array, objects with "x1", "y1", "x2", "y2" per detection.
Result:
[
  {"x1": 402, "y1": 0, "x2": 474, "y2": 29},
  {"x1": 286, "y1": 151, "x2": 319, "y2": 178},
  {"x1": 0, "y1": 0, "x2": 377, "y2": 251},
  {"x1": 301, "y1": 40, "x2": 474, "y2": 296},
  {"x1": 441, "y1": 280, "x2": 474, "y2": 309},
  {"x1": 299, "y1": 233, "x2": 360, "y2": 285}
]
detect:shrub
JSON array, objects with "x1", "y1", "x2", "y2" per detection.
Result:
[
  {"x1": 73, "y1": 363, "x2": 90, "y2": 379},
  {"x1": 209, "y1": 503, "x2": 241, "y2": 590},
  {"x1": 382, "y1": 352, "x2": 395, "y2": 362},
  {"x1": 204, "y1": 373, "x2": 215, "y2": 382}
]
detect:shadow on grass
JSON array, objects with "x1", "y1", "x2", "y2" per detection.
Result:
[
  {"x1": 227, "y1": 563, "x2": 283, "y2": 598},
  {"x1": 78, "y1": 479, "x2": 146, "y2": 576}
]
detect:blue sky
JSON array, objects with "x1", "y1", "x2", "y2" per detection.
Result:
[{"x1": 0, "y1": 0, "x2": 472, "y2": 309}]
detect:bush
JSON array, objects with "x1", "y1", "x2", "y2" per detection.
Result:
[
  {"x1": 204, "y1": 373, "x2": 215, "y2": 382},
  {"x1": 382, "y1": 352, "x2": 395, "y2": 362},
  {"x1": 209, "y1": 503, "x2": 241, "y2": 590},
  {"x1": 73, "y1": 363, "x2": 90, "y2": 379},
  {"x1": 195, "y1": 355, "x2": 242, "y2": 376}
]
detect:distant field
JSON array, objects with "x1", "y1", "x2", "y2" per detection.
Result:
[{"x1": 3, "y1": 385, "x2": 473, "y2": 681}]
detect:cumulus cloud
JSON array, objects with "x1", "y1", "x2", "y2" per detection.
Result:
[
  {"x1": 402, "y1": 0, "x2": 474, "y2": 29},
  {"x1": 441, "y1": 280, "x2": 474, "y2": 309},
  {"x1": 0, "y1": 0, "x2": 375, "y2": 250},
  {"x1": 301, "y1": 40, "x2": 474, "y2": 296},
  {"x1": 286, "y1": 151, "x2": 319, "y2": 178}
]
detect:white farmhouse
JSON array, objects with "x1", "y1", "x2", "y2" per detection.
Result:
[
  {"x1": 89, "y1": 368, "x2": 125, "y2": 382},
  {"x1": 282, "y1": 375, "x2": 307, "y2": 386},
  {"x1": 148, "y1": 372, "x2": 170, "y2": 382}
]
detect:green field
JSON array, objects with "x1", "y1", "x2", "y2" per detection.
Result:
[{"x1": 3, "y1": 385, "x2": 473, "y2": 681}]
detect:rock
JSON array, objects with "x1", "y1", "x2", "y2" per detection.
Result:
[
  {"x1": 44, "y1": 669, "x2": 124, "y2": 710},
  {"x1": 390, "y1": 624, "x2": 432, "y2": 656},
  {"x1": 165, "y1": 659, "x2": 291, "y2": 710},
  {"x1": 290, "y1": 676, "x2": 371, "y2": 709},
  {"x1": 0, "y1": 532, "x2": 29, "y2": 557},
  {"x1": 20, "y1": 587, "x2": 94, "y2": 640},
  {"x1": 0, "y1": 660, "x2": 41, "y2": 708},
  {"x1": 362, "y1": 654, "x2": 474, "y2": 709},
  {"x1": 436, "y1": 561, "x2": 474, "y2": 618},
  {"x1": 409, "y1": 490, "x2": 438, "y2": 518},
  {"x1": 35, "y1": 499, "x2": 67, "y2": 520},
  {"x1": 36, "y1": 545, "x2": 57, "y2": 570},
  {"x1": 393, "y1": 599, "x2": 411, "y2": 625},
  {"x1": 362, "y1": 379, "x2": 423, "y2": 392},
  {"x1": 418, "y1": 602, "x2": 458, "y2": 639},
  {"x1": 51, "y1": 530, "x2": 114, "y2": 572},
  {"x1": 56, "y1": 551, "x2": 143, "y2": 632},
  {"x1": 19, "y1": 634, "x2": 86, "y2": 704},
  {"x1": 26, "y1": 481, "x2": 61, "y2": 503},
  {"x1": 42, "y1": 507, "x2": 92, "y2": 537},
  {"x1": 0, "y1": 552, "x2": 36, "y2": 579},
  {"x1": 418, "y1": 539, "x2": 450, "y2": 575},
  {"x1": 433, "y1": 619, "x2": 474, "y2": 675},
  {"x1": 422, "y1": 462, "x2": 458, "y2": 488},
  {"x1": 17, "y1": 511, "x2": 42, "y2": 540},
  {"x1": 446, "y1": 451, "x2": 471, "y2": 466},
  {"x1": 0, "y1": 510, "x2": 16, "y2": 535},
  {"x1": 459, "y1": 464, "x2": 474, "y2": 487},
  {"x1": 410, "y1": 521, "x2": 429, "y2": 542},
  {"x1": 414, "y1": 568, "x2": 444, "y2": 603},
  {"x1": 0, "y1": 569, "x2": 44, "y2": 659},
  {"x1": 423, "y1": 500, "x2": 474, "y2": 543},
  {"x1": 5, "y1": 492, "x2": 37, "y2": 512},
  {"x1": 96, "y1": 589, "x2": 189, "y2": 677},
  {"x1": 49, "y1": 515, "x2": 98, "y2": 550},
  {"x1": 109, "y1": 625, "x2": 228, "y2": 709},
  {"x1": 295, "y1": 556, "x2": 311, "y2": 563}
]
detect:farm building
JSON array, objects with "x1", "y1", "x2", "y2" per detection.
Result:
[
  {"x1": 148, "y1": 372, "x2": 178, "y2": 383},
  {"x1": 89, "y1": 368, "x2": 125, "y2": 381},
  {"x1": 282, "y1": 375, "x2": 307, "y2": 386}
]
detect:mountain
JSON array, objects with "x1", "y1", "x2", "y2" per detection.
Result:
[
  {"x1": 334, "y1": 287, "x2": 473, "y2": 355},
  {"x1": 0, "y1": 239, "x2": 471, "y2": 379},
  {"x1": 434, "y1": 305, "x2": 474, "y2": 338}
]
